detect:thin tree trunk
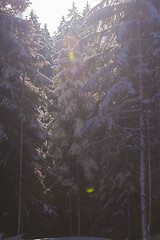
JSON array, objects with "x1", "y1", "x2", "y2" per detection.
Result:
[
  {"x1": 18, "y1": 72, "x2": 25, "y2": 235},
  {"x1": 69, "y1": 197, "x2": 72, "y2": 237},
  {"x1": 148, "y1": 130, "x2": 151, "y2": 238},
  {"x1": 18, "y1": 119, "x2": 23, "y2": 235},
  {"x1": 138, "y1": 23, "x2": 147, "y2": 240},
  {"x1": 140, "y1": 103, "x2": 147, "y2": 240},
  {"x1": 89, "y1": 197, "x2": 92, "y2": 236},
  {"x1": 77, "y1": 160, "x2": 80, "y2": 236},
  {"x1": 128, "y1": 194, "x2": 131, "y2": 240},
  {"x1": 78, "y1": 191, "x2": 80, "y2": 236}
]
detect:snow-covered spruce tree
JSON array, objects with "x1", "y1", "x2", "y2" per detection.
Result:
[
  {"x1": 52, "y1": 1, "x2": 91, "y2": 79},
  {"x1": 54, "y1": 1, "x2": 90, "y2": 50},
  {"x1": 39, "y1": 24, "x2": 55, "y2": 78},
  {"x1": 46, "y1": 28, "x2": 100, "y2": 235},
  {"x1": 53, "y1": 1, "x2": 82, "y2": 52},
  {"x1": 0, "y1": 0, "x2": 57, "y2": 236},
  {"x1": 52, "y1": 4, "x2": 82, "y2": 84},
  {"x1": 57, "y1": 16, "x2": 70, "y2": 37},
  {"x1": 67, "y1": 1, "x2": 83, "y2": 35},
  {"x1": 29, "y1": 11, "x2": 55, "y2": 79},
  {"x1": 53, "y1": 2, "x2": 83, "y2": 54},
  {"x1": 82, "y1": 1, "x2": 91, "y2": 18},
  {"x1": 69, "y1": 0, "x2": 160, "y2": 239},
  {"x1": 29, "y1": 9, "x2": 41, "y2": 33}
]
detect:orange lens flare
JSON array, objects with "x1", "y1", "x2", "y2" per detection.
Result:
[{"x1": 69, "y1": 51, "x2": 75, "y2": 61}]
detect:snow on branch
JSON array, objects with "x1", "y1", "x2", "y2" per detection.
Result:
[
  {"x1": 0, "y1": 11, "x2": 29, "y2": 32},
  {"x1": 34, "y1": 72, "x2": 53, "y2": 85},
  {"x1": 0, "y1": 124, "x2": 8, "y2": 143},
  {"x1": 1, "y1": 0, "x2": 30, "y2": 13},
  {"x1": 74, "y1": 118, "x2": 84, "y2": 137},
  {"x1": 0, "y1": 27, "x2": 19, "y2": 54},
  {"x1": 84, "y1": 0, "x2": 109, "y2": 22},
  {"x1": 115, "y1": 19, "x2": 137, "y2": 42},
  {"x1": 0, "y1": 96, "x2": 19, "y2": 111},
  {"x1": 114, "y1": 96, "x2": 141, "y2": 111},
  {"x1": 83, "y1": 66, "x2": 109, "y2": 91},
  {"x1": 72, "y1": 32, "x2": 98, "y2": 52},
  {"x1": 104, "y1": 46, "x2": 120, "y2": 62},
  {"x1": 0, "y1": 27, "x2": 32, "y2": 65},
  {"x1": 85, "y1": 5, "x2": 114, "y2": 25},
  {"x1": 2, "y1": 66, "x2": 20, "y2": 80},
  {"x1": 58, "y1": 89, "x2": 73, "y2": 105},
  {"x1": 43, "y1": 203, "x2": 57, "y2": 215},
  {"x1": 82, "y1": 115, "x2": 102, "y2": 133},
  {"x1": 44, "y1": 87, "x2": 58, "y2": 100},
  {"x1": 73, "y1": 28, "x2": 114, "y2": 52},
  {"x1": 0, "y1": 79, "x2": 12, "y2": 91},
  {"x1": 137, "y1": 0, "x2": 160, "y2": 23},
  {"x1": 63, "y1": 52, "x2": 104, "y2": 80},
  {"x1": 82, "y1": 157, "x2": 98, "y2": 179},
  {"x1": 83, "y1": 52, "x2": 103, "y2": 65},
  {"x1": 85, "y1": 1, "x2": 127, "y2": 26},
  {"x1": 18, "y1": 44, "x2": 32, "y2": 60},
  {"x1": 99, "y1": 77, "x2": 136, "y2": 117},
  {"x1": 116, "y1": 45, "x2": 129, "y2": 67}
]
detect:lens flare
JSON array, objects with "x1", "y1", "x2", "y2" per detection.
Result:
[
  {"x1": 86, "y1": 187, "x2": 94, "y2": 193},
  {"x1": 69, "y1": 51, "x2": 75, "y2": 62}
]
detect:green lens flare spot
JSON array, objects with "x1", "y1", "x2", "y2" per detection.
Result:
[{"x1": 86, "y1": 187, "x2": 94, "y2": 193}]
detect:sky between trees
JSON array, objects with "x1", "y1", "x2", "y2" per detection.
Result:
[{"x1": 26, "y1": 0, "x2": 101, "y2": 33}]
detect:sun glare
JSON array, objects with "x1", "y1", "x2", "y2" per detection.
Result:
[{"x1": 28, "y1": 0, "x2": 99, "y2": 33}]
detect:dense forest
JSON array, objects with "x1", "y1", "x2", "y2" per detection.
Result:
[{"x1": 0, "y1": 0, "x2": 160, "y2": 239}]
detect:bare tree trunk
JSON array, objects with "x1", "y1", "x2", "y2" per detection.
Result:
[
  {"x1": 77, "y1": 191, "x2": 80, "y2": 236},
  {"x1": 128, "y1": 194, "x2": 131, "y2": 240},
  {"x1": 89, "y1": 197, "x2": 92, "y2": 236},
  {"x1": 77, "y1": 160, "x2": 80, "y2": 236},
  {"x1": 138, "y1": 23, "x2": 147, "y2": 240},
  {"x1": 148, "y1": 130, "x2": 151, "y2": 238},
  {"x1": 18, "y1": 119, "x2": 23, "y2": 235},
  {"x1": 69, "y1": 197, "x2": 72, "y2": 237},
  {"x1": 140, "y1": 111, "x2": 147, "y2": 240},
  {"x1": 18, "y1": 72, "x2": 25, "y2": 235}
]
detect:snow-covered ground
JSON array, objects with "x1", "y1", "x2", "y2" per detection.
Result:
[
  {"x1": 2, "y1": 236, "x2": 113, "y2": 240},
  {"x1": 34, "y1": 238, "x2": 113, "y2": 240},
  {"x1": 3, "y1": 235, "x2": 160, "y2": 240}
]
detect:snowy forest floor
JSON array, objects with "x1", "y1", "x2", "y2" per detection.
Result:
[
  {"x1": 3, "y1": 237, "x2": 113, "y2": 240},
  {"x1": 3, "y1": 235, "x2": 160, "y2": 240}
]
